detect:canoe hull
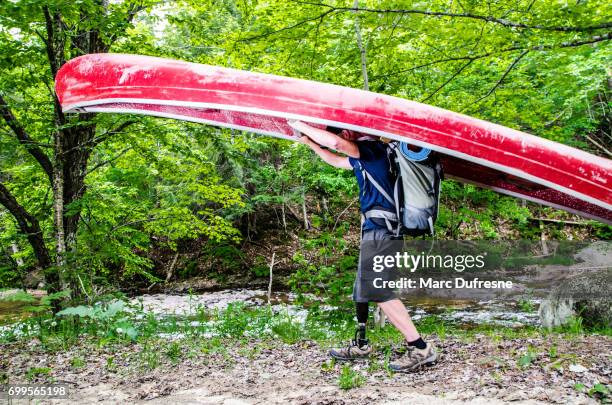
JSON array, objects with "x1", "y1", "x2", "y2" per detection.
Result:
[{"x1": 55, "y1": 54, "x2": 612, "y2": 224}]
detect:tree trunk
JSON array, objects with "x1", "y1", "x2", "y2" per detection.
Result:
[
  {"x1": 301, "y1": 192, "x2": 310, "y2": 230},
  {"x1": 53, "y1": 130, "x2": 68, "y2": 290},
  {"x1": 540, "y1": 221, "x2": 549, "y2": 256},
  {"x1": 353, "y1": 0, "x2": 369, "y2": 91},
  {"x1": 9, "y1": 242, "x2": 24, "y2": 267},
  {"x1": 267, "y1": 252, "x2": 275, "y2": 305},
  {"x1": 0, "y1": 183, "x2": 52, "y2": 271},
  {"x1": 281, "y1": 203, "x2": 287, "y2": 231},
  {"x1": 0, "y1": 4, "x2": 144, "y2": 294},
  {"x1": 63, "y1": 127, "x2": 95, "y2": 250},
  {"x1": 166, "y1": 252, "x2": 180, "y2": 282}
]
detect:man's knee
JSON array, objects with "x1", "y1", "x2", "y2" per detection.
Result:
[{"x1": 377, "y1": 298, "x2": 400, "y2": 307}]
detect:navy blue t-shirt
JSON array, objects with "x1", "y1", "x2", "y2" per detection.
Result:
[{"x1": 348, "y1": 141, "x2": 395, "y2": 230}]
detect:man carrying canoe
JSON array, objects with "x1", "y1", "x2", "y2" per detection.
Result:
[{"x1": 288, "y1": 120, "x2": 438, "y2": 372}]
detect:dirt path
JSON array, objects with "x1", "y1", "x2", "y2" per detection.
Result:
[{"x1": 4, "y1": 333, "x2": 608, "y2": 404}]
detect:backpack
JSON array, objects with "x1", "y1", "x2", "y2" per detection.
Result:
[{"x1": 356, "y1": 141, "x2": 443, "y2": 236}]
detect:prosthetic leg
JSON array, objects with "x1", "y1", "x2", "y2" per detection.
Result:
[{"x1": 355, "y1": 302, "x2": 369, "y2": 348}]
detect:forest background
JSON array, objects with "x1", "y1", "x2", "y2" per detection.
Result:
[{"x1": 0, "y1": 0, "x2": 610, "y2": 305}]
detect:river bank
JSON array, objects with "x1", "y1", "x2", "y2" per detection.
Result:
[
  {"x1": 1, "y1": 288, "x2": 610, "y2": 404},
  {"x1": 3, "y1": 327, "x2": 609, "y2": 404}
]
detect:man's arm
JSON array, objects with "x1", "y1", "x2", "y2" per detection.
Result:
[
  {"x1": 288, "y1": 120, "x2": 360, "y2": 158},
  {"x1": 301, "y1": 136, "x2": 353, "y2": 170}
]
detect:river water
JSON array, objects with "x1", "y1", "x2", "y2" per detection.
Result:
[
  {"x1": 0, "y1": 287, "x2": 539, "y2": 328},
  {"x1": 126, "y1": 289, "x2": 540, "y2": 327}
]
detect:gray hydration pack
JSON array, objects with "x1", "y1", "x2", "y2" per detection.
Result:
[{"x1": 357, "y1": 141, "x2": 443, "y2": 236}]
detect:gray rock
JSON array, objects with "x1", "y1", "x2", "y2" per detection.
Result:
[
  {"x1": 539, "y1": 298, "x2": 575, "y2": 329},
  {"x1": 539, "y1": 269, "x2": 611, "y2": 328},
  {"x1": 23, "y1": 267, "x2": 46, "y2": 288},
  {"x1": 539, "y1": 242, "x2": 611, "y2": 329},
  {"x1": 569, "y1": 364, "x2": 588, "y2": 373},
  {"x1": 574, "y1": 241, "x2": 612, "y2": 267}
]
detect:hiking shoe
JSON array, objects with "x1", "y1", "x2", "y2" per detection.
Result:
[
  {"x1": 389, "y1": 342, "x2": 438, "y2": 372},
  {"x1": 329, "y1": 330, "x2": 372, "y2": 361},
  {"x1": 329, "y1": 340, "x2": 372, "y2": 361}
]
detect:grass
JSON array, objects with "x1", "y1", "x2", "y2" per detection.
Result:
[
  {"x1": 165, "y1": 341, "x2": 183, "y2": 364},
  {"x1": 138, "y1": 344, "x2": 161, "y2": 371},
  {"x1": 70, "y1": 356, "x2": 86, "y2": 368},
  {"x1": 3, "y1": 298, "x2": 609, "y2": 350},
  {"x1": 105, "y1": 356, "x2": 116, "y2": 371},
  {"x1": 560, "y1": 316, "x2": 584, "y2": 335},
  {"x1": 517, "y1": 299, "x2": 537, "y2": 313},
  {"x1": 548, "y1": 344, "x2": 558, "y2": 359},
  {"x1": 337, "y1": 365, "x2": 366, "y2": 390},
  {"x1": 2, "y1": 298, "x2": 607, "y2": 354},
  {"x1": 200, "y1": 336, "x2": 228, "y2": 355},
  {"x1": 517, "y1": 346, "x2": 538, "y2": 369},
  {"x1": 25, "y1": 367, "x2": 52, "y2": 381},
  {"x1": 271, "y1": 315, "x2": 303, "y2": 344},
  {"x1": 2, "y1": 295, "x2": 610, "y2": 390},
  {"x1": 574, "y1": 382, "x2": 611, "y2": 402}
]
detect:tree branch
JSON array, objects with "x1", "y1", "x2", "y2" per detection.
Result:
[
  {"x1": 42, "y1": 6, "x2": 68, "y2": 129},
  {"x1": 42, "y1": 6, "x2": 63, "y2": 79},
  {"x1": 582, "y1": 133, "x2": 612, "y2": 157},
  {"x1": 554, "y1": 31, "x2": 612, "y2": 47},
  {"x1": 471, "y1": 49, "x2": 530, "y2": 105},
  {"x1": 353, "y1": 0, "x2": 369, "y2": 91},
  {"x1": 92, "y1": 120, "x2": 138, "y2": 146},
  {"x1": 237, "y1": 8, "x2": 337, "y2": 42},
  {"x1": 85, "y1": 147, "x2": 133, "y2": 175},
  {"x1": 105, "y1": 2, "x2": 149, "y2": 50},
  {"x1": 421, "y1": 58, "x2": 474, "y2": 102},
  {"x1": 372, "y1": 32, "x2": 610, "y2": 82},
  {"x1": 0, "y1": 93, "x2": 54, "y2": 182},
  {"x1": 0, "y1": 181, "x2": 51, "y2": 269},
  {"x1": 292, "y1": 1, "x2": 612, "y2": 33}
]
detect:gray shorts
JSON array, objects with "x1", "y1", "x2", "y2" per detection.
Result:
[{"x1": 353, "y1": 228, "x2": 399, "y2": 303}]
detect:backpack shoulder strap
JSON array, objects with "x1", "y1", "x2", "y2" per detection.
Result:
[{"x1": 355, "y1": 160, "x2": 395, "y2": 206}]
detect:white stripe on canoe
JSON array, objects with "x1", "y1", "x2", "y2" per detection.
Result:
[
  {"x1": 447, "y1": 175, "x2": 611, "y2": 225},
  {"x1": 66, "y1": 99, "x2": 612, "y2": 213}
]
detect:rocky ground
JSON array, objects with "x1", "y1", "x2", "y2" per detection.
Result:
[{"x1": 2, "y1": 331, "x2": 610, "y2": 404}]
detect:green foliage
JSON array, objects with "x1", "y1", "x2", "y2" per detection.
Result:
[
  {"x1": 67, "y1": 122, "x2": 245, "y2": 284},
  {"x1": 251, "y1": 255, "x2": 271, "y2": 277},
  {"x1": 25, "y1": 367, "x2": 52, "y2": 382},
  {"x1": 6, "y1": 290, "x2": 72, "y2": 314},
  {"x1": 0, "y1": 264, "x2": 19, "y2": 288},
  {"x1": 271, "y1": 314, "x2": 303, "y2": 344},
  {"x1": 0, "y1": 0, "x2": 610, "y2": 297},
  {"x1": 337, "y1": 365, "x2": 366, "y2": 390},
  {"x1": 288, "y1": 250, "x2": 355, "y2": 308},
  {"x1": 559, "y1": 316, "x2": 585, "y2": 335},
  {"x1": 215, "y1": 302, "x2": 255, "y2": 338},
  {"x1": 56, "y1": 300, "x2": 139, "y2": 341},
  {"x1": 518, "y1": 299, "x2": 536, "y2": 313},
  {"x1": 70, "y1": 356, "x2": 86, "y2": 369},
  {"x1": 575, "y1": 382, "x2": 612, "y2": 402},
  {"x1": 575, "y1": 382, "x2": 587, "y2": 392},
  {"x1": 165, "y1": 341, "x2": 183, "y2": 364},
  {"x1": 588, "y1": 383, "x2": 610, "y2": 401},
  {"x1": 56, "y1": 300, "x2": 125, "y2": 319},
  {"x1": 0, "y1": 290, "x2": 36, "y2": 304},
  {"x1": 199, "y1": 242, "x2": 245, "y2": 278},
  {"x1": 517, "y1": 351, "x2": 536, "y2": 369}
]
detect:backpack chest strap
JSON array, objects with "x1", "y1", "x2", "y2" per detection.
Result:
[{"x1": 362, "y1": 210, "x2": 398, "y2": 233}]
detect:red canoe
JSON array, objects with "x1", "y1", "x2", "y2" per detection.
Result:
[{"x1": 55, "y1": 54, "x2": 612, "y2": 224}]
